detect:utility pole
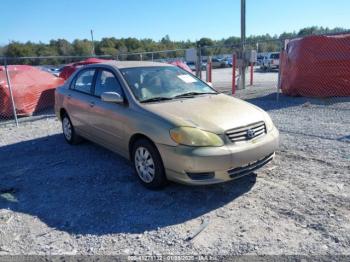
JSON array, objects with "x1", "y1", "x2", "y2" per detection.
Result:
[
  {"x1": 90, "y1": 29, "x2": 95, "y2": 56},
  {"x1": 239, "y1": 0, "x2": 246, "y2": 89}
]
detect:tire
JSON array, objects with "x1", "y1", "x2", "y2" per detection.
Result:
[
  {"x1": 61, "y1": 114, "x2": 82, "y2": 145},
  {"x1": 132, "y1": 138, "x2": 167, "y2": 189}
]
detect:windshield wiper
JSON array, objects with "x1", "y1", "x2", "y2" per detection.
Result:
[
  {"x1": 140, "y1": 97, "x2": 173, "y2": 103},
  {"x1": 173, "y1": 92, "x2": 217, "y2": 98}
]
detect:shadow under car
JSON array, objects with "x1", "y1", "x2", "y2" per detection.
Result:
[{"x1": 0, "y1": 133, "x2": 256, "y2": 235}]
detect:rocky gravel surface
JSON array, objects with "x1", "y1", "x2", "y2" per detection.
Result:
[{"x1": 0, "y1": 85, "x2": 349, "y2": 257}]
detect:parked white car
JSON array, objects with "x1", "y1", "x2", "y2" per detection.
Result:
[{"x1": 261, "y1": 52, "x2": 280, "y2": 71}]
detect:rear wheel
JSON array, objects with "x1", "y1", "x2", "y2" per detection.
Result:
[
  {"x1": 62, "y1": 114, "x2": 82, "y2": 145},
  {"x1": 132, "y1": 138, "x2": 167, "y2": 189}
]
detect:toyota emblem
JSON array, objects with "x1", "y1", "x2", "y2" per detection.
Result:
[{"x1": 246, "y1": 129, "x2": 255, "y2": 139}]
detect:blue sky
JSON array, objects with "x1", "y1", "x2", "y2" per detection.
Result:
[{"x1": 0, "y1": 0, "x2": 349, "y2": 44}]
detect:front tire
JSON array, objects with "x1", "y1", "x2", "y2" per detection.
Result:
[
  {"x1": 132, "y1": 138, "x2": 167, "y2": 189},
  {"x1": 61, "y1": 114, "x2": 82, "y2": 145}
]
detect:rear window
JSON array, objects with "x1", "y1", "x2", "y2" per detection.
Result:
[{"x1": 270, "y1": 53, "x2": 280, "y2": 59}]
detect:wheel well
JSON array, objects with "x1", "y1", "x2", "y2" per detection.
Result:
[
  {"x1": 128, "y1": 134, "x2": 156, "y2": 160},
  {"x1": 59, "y1": 108, "x2": 67, "y2": 120}
]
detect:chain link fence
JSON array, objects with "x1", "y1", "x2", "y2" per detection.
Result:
[
  {"x1": 200, "y1": 39, "x2": 282, "y2": 98},
  {"x1": 119, "y1": 49, "x2": 187, "y2": 62},
  {"x1": 0, "y1": 49, "x2": 189, "y2": 126},
  {"x1": 1, "y1": 33, "x2": 350, "y2": 128},
  {"x1": 0, "y1": 55, "x2": 115, "y2": 126}
]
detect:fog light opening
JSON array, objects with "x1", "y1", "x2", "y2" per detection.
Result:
[{"x1": 186, "y1": 172, "x2": 215, "y2": 180}]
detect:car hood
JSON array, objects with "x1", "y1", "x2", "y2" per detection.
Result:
[{"x1": 142, "y1": 93, "x2": 266, "y2": 134}]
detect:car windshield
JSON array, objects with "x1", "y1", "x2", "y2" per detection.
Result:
[{"x1": 120, "y1": 66, "x2": 217, "y2": 102}]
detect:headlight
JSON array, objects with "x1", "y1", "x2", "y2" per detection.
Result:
[
  {"x1": 170, "y1": 127, "x2": 224, "y2": 147},
  {"x1": 264, "y1": 113, "x2": 274, "y2": 131}
]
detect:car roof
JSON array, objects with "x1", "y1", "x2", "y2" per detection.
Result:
[{"x1": 93, "y1": 60, "x2": 173, "y2": 69}]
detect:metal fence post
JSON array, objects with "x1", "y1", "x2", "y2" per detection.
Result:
[
  {"x1": 277, "y1": 61, "x2": 281, "y2": 102},
  {"x1": 4, "y1": 57, "x2": 19, "y2": 127},
  {"x1": 198, "y1": 46, "x2": 202, "y2": 80},
  {"x1": 196, "y1": 46, "x2": 201, "y2": 79},
  {"x1": 232, "y1": 53, "x2": 237, "y2": 95},
  {"x1": 240, "y1": 0, "x2": 246, "y2": 89},
  {"x1": 206, "y1": 56, "x2": 212, "y2": 83},
  {"x1": 277, "y1": 40, "x2": 285, "y2": 102},
  {"x1": 250, "y1": 61, "x2": 254, "y2": 86}
]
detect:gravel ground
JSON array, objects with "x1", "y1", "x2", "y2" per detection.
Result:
[{"x1": 0, "y1": 81, "x2": 349, "y2": 257}]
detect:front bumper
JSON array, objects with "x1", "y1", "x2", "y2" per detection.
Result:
[{"x1": 157, "y1": 127, "x2": 279, "y2": 185}]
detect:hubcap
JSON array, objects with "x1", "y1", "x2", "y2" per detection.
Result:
[
  {"x1": 62, "y1": 117, "x2": 72, "y2": 141},
  {"x1": 134, "y1": 147, "x2": 155, "y2": 183}
]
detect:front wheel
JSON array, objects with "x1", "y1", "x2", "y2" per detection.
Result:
[
  {"x1": 62, "y1": 114, "x2": 82, "y2": 145},
  {"x1": 132, "y1": 139, "x2": 167, "y2": 189}
]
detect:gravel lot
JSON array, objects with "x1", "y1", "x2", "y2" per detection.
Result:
[
  {"x1": 210, "y1": 66, "x2": 279, "y2": 92},
  {"x1": 0, "y1": 71, "x2": 349, "y2": 257}
]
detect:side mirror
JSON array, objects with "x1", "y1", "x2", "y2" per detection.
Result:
[
  {"x1": 207, "y1": 82, "x2": 213, "y2": 87},
  {"x1": 101, "y1": 92, "x2": 124, "y2": 104}
]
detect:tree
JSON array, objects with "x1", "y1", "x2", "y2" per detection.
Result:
[
  {"x1": 160, "y1": 35, "x2": 173, "y2": 48},
  {"x1": 96, "y1": 37, "x2": 118, "y2": 56},
  {"x1": 50, "y1": 39, "x2": 73, "y2": 56},
  {"x1": 124, "y1": 37, "x2": 142, "y2": 51},
  {"x1": 197, "y1": 37, "x2": 214, "y2": 47},
  {"x1": 72, "y1": 39, "x2": 93, "y2": 56},
  {"x1": 298, "y1": 26, "x2": 319, "y2": 36},
  {"x1": 223, "y1": 36, "x2": 240, "y2": 47},
  {"x1": 279, "y1": 31, "x2": 297, "y2": 40},
  {"x1": 0, "y1": 26, "x2": 348, "y2": 63},
  {"x1": 5, "y1": 41, "x2": 36, "y2": 57},
  {"x1": 196, "y1": 38, "x2": 214, "y2": 56},
  {"x1": 0, "y1": 46, "x2": 5, "y2": 56}
]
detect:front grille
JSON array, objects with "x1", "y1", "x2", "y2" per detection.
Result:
[
  {"x1": 226, "y1": 121, "x2": 266, "y2": 143},
  {"x1": 228, "y1": 153, "x2": 274, "y2": 178}
]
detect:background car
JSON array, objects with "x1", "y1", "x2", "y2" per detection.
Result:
[
  {"x1": 261, "y1": 52, "x2": 280, "y2": 71},
  {"x1": 211, "y1": 58, "x2": 227, "y2": 68},
  {"x1": 186, "y1": 61, "x2": 196, "y2": 71},
  {"x1": 49, "y1": 67, "x2": 63, "y2": 77},
  {"x1": 256, "y1": 55, "x2": 265, "y2": 66},
  {"x1": 186, "y1": 61, "x2": 206, "y2": 71},
  {"x1": 226, "y1": 57, "x2": 233, "y2": 67}
]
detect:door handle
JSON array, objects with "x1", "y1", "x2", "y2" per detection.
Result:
[
  {"x1": 67, "y1": 94, "x2": 72, "y2": 100},
  {"x1": 89, "y1": 102, "x2": 95, "y2": 107}
]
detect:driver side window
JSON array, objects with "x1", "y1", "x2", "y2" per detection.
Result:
[
  {"x1": 94, "y1": 69, "x2": 123, "y2": 97},
  {"x1": 73, "y1": 69, "x2": 95, "y2": 94}
]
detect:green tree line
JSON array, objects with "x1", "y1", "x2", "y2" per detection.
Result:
[{"x1": 0, "y1": 26, "x2": 347, "y2": 65}]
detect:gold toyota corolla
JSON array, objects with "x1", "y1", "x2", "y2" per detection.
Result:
[{"x1": 55, "y1": 61, "x2": 279, "y2": 189}]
